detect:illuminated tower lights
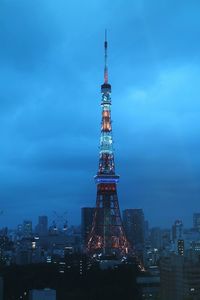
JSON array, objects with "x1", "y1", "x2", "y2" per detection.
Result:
[{"x1": 87, "y1": 32, "x2": 130, "y2": 256}]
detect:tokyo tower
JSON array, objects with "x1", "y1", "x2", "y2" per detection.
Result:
[{"x1": 87, "y1": 32, "x2": 129, "y2": 256}]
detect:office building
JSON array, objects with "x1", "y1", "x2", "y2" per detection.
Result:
[
  {"x1": 23, "y1": 220, "x2": 32, "y2": 238},
  {"x1": 160, "y1": 252, "x2": 200, "y2": 300},
  {"x1": 123, "y1": 209, "x2": 145, "y2": 249},
  {"x1": 150, "y1": 227, "x2": 161, "y2": 250},
  {"x1": 172, "y1": 220, "x2": 183, "y2": 242},
  {"x1": 36, "y1": 216, "x2": 48, "y2": 236},
  {"x1": 177, "y1": 239, "x2": 184, "y2": 256}
]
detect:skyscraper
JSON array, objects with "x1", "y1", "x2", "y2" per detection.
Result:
[
  {"x1": 123, "y1": 209, "x2": 145, "y2": 249},
  {"x1": 177, "y1": 239, "x2": 184, "y2": 256},
  {"x1": 36, "y1": 216, "x2": 48, "y2": 236},
  {"x1": 172, "y1": 220, "x2": 184, "y2": 255},
  {"x1": 172, "y1": 220, "x2": 183, "y2": 242},
  {"x1": 87, "y1": 32, "x2": 129, "y2": 256},
  {"x1": 150, "y1": 227, "x2": 162, "y2": 250},
  {"x1": 23, "y1": 220, "x2": 32, "y2": 238}
]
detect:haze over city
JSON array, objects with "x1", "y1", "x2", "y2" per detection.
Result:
[{"x1": 1, "y1": 0, "x2": 200, "y2": 228}]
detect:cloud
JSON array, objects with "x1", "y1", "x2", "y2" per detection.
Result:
[
  {"x1": 0, "y1": 0, "x2": 200, "y2": 227},
  {"x1": 112, "y1": 63, "x2": 200, "y2": 227}
]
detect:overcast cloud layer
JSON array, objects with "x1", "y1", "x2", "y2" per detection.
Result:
[{"x1": 0, "y1": 0, "x2": 200, "y2": 228}]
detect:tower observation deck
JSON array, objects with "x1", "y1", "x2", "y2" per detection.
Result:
[{"x1": 87, "y1": 32, "x2": 130, "y2": 256}]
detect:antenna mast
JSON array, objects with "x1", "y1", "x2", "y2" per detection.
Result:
[{"x1": 104, "y1": 29, "x2": 108, "y2": 84}]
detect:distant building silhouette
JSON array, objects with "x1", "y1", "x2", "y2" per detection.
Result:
[
  {"x1": 172, "y1": 220, "x2": 183, "y2": 242},
  {"x1": 23, "y1": 220, "x2": 32, "y2": 238},
  {"x1": 123, "y1": 209, "x2": 145, "y2": 249},
  {"x1": 150, "y1": 227, "x2": 161, "y2": 250},
  {"x1": 177, "y1": 239, "x2": 184, "y2": 256},
  {"x1": 172, "y1": 220, "x2": 184, "y2": 255},
  {"x1": 161, "y1": 229, "x2": 171, "y2": 249},
  {"x1": 36, "y1": 216, "x2": 48, "y2": 236}
]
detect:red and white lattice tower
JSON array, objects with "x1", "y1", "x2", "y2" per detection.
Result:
[{"x1": 87, "y1": 32, "x2": 130, "y2": 256}]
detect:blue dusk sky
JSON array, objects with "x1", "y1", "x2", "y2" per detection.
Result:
[{"x1": 0, "y1": 0, "x2": 200, "y2": 228}]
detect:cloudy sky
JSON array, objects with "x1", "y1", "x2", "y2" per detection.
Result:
[{"x1": 0, "y1": 0, "x2": 200, "y2": 228}]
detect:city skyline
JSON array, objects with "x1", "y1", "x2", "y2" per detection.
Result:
[{"x1": 1, "y1": 0, "x2": 200, "y2": 228}]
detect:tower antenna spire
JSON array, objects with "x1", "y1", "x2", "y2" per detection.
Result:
[{"x1": 104, "y1": 29, "x2": 108, "y2": 84}]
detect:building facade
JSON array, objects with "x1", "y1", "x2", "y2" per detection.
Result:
[
  {"x1": 123, "y1": 209, "x2": 145, "y2": 249},
  {"x1": 160, "y1": 252, "x2": 200, "y2": 300},
  {"x1": 36, "y1": 216, "x2": 48, "y2": 236},
  {"x1": 23, "y1": 220, "x2": 32, "y2": 238}
]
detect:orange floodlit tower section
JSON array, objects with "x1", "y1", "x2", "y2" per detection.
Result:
[{"x1": 87, "y1": 32, "x2": 130, "y2": 257}]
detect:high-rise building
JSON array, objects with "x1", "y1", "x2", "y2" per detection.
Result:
[
  {"x1": 160, "y1": 252, "x2": 200, "y2": 300},
  {"x1": 36, "y1": 216, "x2": 48, "y2": 236},
  {"x1": 144, "y1": 220, "x2": 149, "y2": 240},
  {"x1": 23, "y1": 220, "x2": 32, "y2": 238},
  {"x1": 172, "y1": 220, "x2": 183, "y2": 242},
  {"x1": 17, "y1": 224, "x2": 23, "y2": 239},
  {"x1": 87, "y1": 32, "x2": 129, "y2": 256},
  {"x1": 123, "y1": 209, "x2": 145, "y2": 249},
  {"x1": 193, "y1": 213, "x2": 200, "y2": 232},
  {"x1": 150, "y1": 227, "x2": 162, "y2": 250},
  {"x1": 177, "y1": 239, "x2": 184, "y2": 256},
  {"x1": 171, "y1": 220, "x2": 185, "y2": 255},
  {"x1": 161, "y1": 229, "x2": 171, "y2": 249},
  {"x1": 81, "y1": 207, "x2": 95, "y2": 248},
  {"x1": 29, "y1": 289, "x2": 56, "y2": 300},
  {"x1": 0, "y1": 277, "x2": 3, "y2": 300}
]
